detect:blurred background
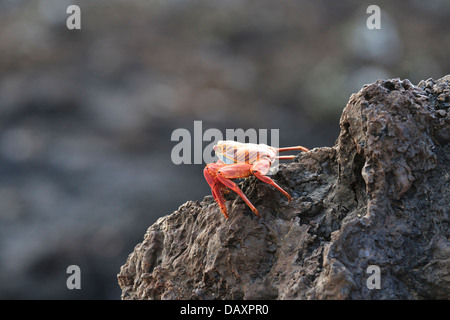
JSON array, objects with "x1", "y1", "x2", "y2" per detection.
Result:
[{"x1": 0, "y1": 0, "x2": 448, "y2": 299}]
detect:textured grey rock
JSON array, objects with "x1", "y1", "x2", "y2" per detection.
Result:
[{"x1": 118, "y1": 76, "x2": 449, "y2": 300}]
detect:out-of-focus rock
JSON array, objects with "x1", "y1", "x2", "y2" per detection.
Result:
[{"x1": 118, "y1": 76, "x2": 450, "y2": 299}]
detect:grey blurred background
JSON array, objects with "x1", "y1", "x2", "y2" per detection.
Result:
[{"x1": 0, "y1": 0, "x2": 448, "y2": 299}]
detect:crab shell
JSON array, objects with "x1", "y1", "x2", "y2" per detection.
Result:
[{"x1": 213, "y1": 140, "x2": 278, "y2": 165}]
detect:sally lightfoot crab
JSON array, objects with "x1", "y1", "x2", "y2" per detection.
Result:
[{"x1": 204, "y1": 140, "x2": 309, "y2": 219}]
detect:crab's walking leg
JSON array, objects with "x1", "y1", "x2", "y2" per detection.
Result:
[
  {"x1": 216, "y1": 164, "x2": 261, "y2": 218},
  {"x1": 251, "y1": 158, "x2": 292, "y2": 202},
  {"x1": 212, "y1": 185, "x2": 228, "y2": 219},
  {"x1": 252, "y1": 172, "x2": 291, "y2": 202},
  {"x1": 275, "y1": 146, "x2": 309, "y2": 161},
  {"x1": 204, "y1": 165, "x2": 229, "y2": 219},
  {"x1": 276, "y1": 155, "x2": 297, "y2": 160},
  {"x1": 277, "y1": 146, "x2": 309, "y2": 153}
]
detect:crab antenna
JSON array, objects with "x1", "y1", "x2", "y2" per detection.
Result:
[{"x1": 277, "y1": 146, "x2": 309, "y2": 153}]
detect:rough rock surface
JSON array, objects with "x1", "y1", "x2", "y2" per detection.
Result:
[{"x1": 118, "y1": 76, "x2": 450, "y2": 300}]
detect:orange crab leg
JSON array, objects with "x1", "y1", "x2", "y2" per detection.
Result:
[
  {"x1": 276, "y1": 155, "x2": 296, "y2": 160},
  {"x1": 212, "y1": 185, "x2": 228, "y2": 219},
  {"x1": 250, "y1": 158, "x2": 292, "y2": 201},
  {"x1": 275, "y1": 146, "x2": 309, "y2": 160},
  {"x1": 216, "y1": 163, "x2": 261, "y2": 218},
  {"x1": 252, "y1": 171, "x2": 291, "y2": 202},
  {"x1": 277, "y1": 146, "x2": 309, "y2": 153},
  {"x1": 204, "y1": 163, "x2": 229, "y2": 219}
]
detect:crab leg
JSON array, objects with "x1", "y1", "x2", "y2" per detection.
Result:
[
  {"x1": 216, "y1": 164, "x2": 261, "y2": 218},
  {"x1": 211, "y1": 185, "x2": 228, "y2": 219},
  {"x1": 277, "y1": 146, "x2": 309, "y2": 153},
  {"x1": 276, "y1": 155, "x2": 296, "y2": 160},
  {"x1": 251, "y1": 158, "x2": 292, "y2": 201},
  {"x1": 252, "y1": 172, "x2": 291, "y2": 201},
  {"x1": 275, "y1": 146, "x2": 309, "y2": 160},
  {"x1": 204, "y1": 164, "x2": 229, "y2": 219}
]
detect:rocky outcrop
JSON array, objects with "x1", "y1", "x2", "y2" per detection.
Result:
[{"x1": 118, "y1": 76, "x2": 450, "y2": 299}]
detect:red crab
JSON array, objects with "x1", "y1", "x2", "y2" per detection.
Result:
[{"x1": 204, "y1": 140, "x2": 309, "y2": 219}]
